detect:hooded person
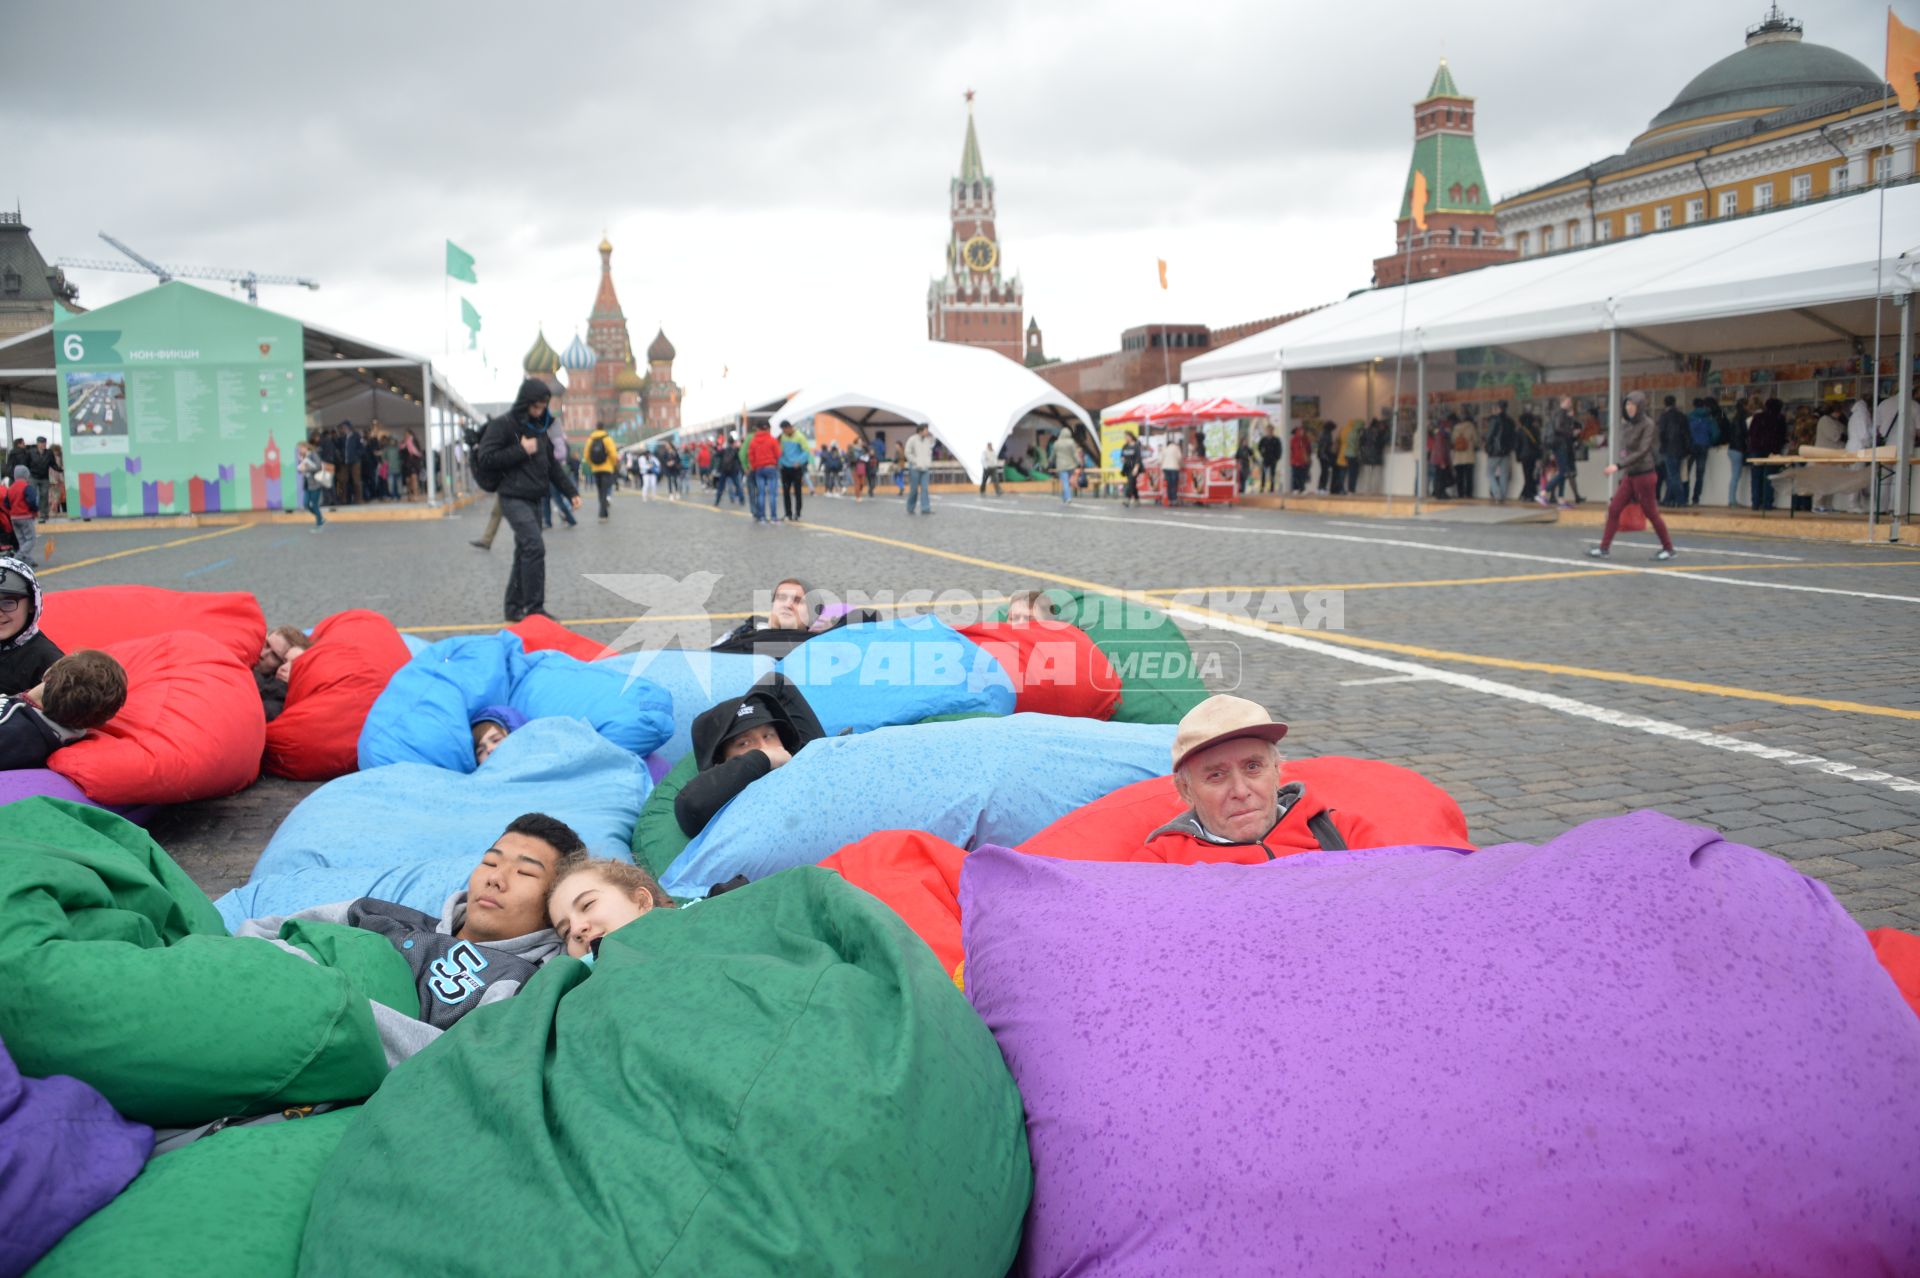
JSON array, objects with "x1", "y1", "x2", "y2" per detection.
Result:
[
  {"x1": 673, "y1": 672, "x2": 826, "y2": 837},
  {"x1": 471, "y1": 703, "x2": 530, "y2": 767},
  {"x1": 472, "y1": 378, "x2": 580, "y2": 623},
  {"x1": 1589, "y1": 390, "x2": 1676, "y2": 560},
  {"x1": 3, "y1": 465, "x2": 42, "y2": 567},
  {"x1": 0, "y1": 557, "x2": 62, "y2": 696}
]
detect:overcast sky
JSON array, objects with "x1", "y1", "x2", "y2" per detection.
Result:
[{"x1": 6, "y1": 0, "x2": 1887, "y2": 423}]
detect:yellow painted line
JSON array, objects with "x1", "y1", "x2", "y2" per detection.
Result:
[
  {"x1": 1137, "y1": 560, "x2": 1920, "y2": 596},
  {"x1": 37, "y1": 524, "x2": 249, "y2": 577},
  {"x1": 676, "y1": 503, "x2": 1920, "y2": 723},
  {"x1": 399, "y1": 593, "x2": 1015, "y2": 636}
]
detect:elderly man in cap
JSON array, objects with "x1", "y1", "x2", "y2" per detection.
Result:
[{"x1": 1145, "y1": 694, "x2": 1353, "y2": 861}]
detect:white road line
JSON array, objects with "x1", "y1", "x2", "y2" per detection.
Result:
[
  {"x1": 1327, "y1": 520, "x2": 1422, "y2": 530},
  {"x1": 1338, "y1": 673, "x2": 1432, "y2": 686},
  {"x1": 946, "y1": 501, "x2": 1920, "y2": 604},
  {"x1": 1167, "y1": 602, "x2": 1920, "y2": 796},
  {"x1": 1581, "y1": 538, "x2": 1802, "y2": 561}
]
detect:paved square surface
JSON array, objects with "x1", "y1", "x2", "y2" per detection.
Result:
[{"x1": 36, "y1": 485, "x2": 1920, "y2": 931}]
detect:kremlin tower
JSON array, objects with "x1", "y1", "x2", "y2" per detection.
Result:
[
  {"x1": 927, "y1": 95, "x2": 1024, "y2": 362},
  {"x1": 1374, "y1": 61, "x2": 1517, "y2": 287}
]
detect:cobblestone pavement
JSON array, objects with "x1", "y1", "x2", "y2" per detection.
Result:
[{"x1": 43, "y1": 485, "x2": 1920, "y2": 930}]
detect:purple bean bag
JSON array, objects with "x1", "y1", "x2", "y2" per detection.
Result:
[
  {"x1": 0, "y1": 1037, "x2": 152, "y2": 1278},
  {"x1": 0, "y1": 770, "x2": 155, "y2": 827},
  {"x1": 960, "y1": 812, "x2": 1920, "y2": 1277}
]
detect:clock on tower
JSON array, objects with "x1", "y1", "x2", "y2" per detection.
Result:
[{"x1": 963, "y1": 235, "x2": 997, "y2": 272}]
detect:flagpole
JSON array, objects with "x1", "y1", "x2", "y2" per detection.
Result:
[
  {"x1": 1869, "y1": 64, "x2": 1893, "y2": 542},
  {"x1": 1389, "y1": 193, "x2": 1417, "y2": 518}
]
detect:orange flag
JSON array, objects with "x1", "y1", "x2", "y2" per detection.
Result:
[
  {"x1": 1157, "y1": 259, "x2": 1169, "y2": 289},
  {"x1": 1890, "y1": 7, "x2": 1920, "y2": 113},
  {"x1": 1410, "y1": 170, "x2": 1429, "y2": 231}
]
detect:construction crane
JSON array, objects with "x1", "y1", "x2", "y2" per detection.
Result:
[{"x1": 56, "y1": 231, "x2": 320, "y2": 305}]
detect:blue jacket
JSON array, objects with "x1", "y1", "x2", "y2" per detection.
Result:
[{"x1": 779, "y1": 433, "x2": 811, "y2": 467}]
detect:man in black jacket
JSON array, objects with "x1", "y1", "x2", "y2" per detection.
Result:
[
  {"x1": 1256, "y1": 426, "x2": 1282, "y2": 493},
  {"x1": 1656, "y1": 395, "x2": 1692, "y2": 507},
  {"x1": 1482, "y1": 402, "x2": 1516, "y2": 503},
  {"x1": 473, "y1": 378, "x2": 579, "y2": 622},
  {"x1": 1514, "y1": 410, "x2": 1543, "y2": 502},
  {"x1": 674, "y1": 673, "x2": 825, "y2": 837}
]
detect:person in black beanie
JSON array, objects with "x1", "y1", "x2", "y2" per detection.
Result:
[{"x1": 472, "y1": 379, "x2": 579, "y2": 622}]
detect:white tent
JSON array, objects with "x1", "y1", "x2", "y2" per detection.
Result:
[
  {"x1": 1185, "y1": 183, "x2": 1920, "y2": 380},
  {"x1": 770, "y1": 340, "x2": 1091, "y2": 483}
]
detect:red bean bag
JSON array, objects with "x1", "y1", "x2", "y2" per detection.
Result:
[
  {"x1": 510, "y1": 614, "x2": 606, "y2": 663},
  {"x1": 1870, "y1": 928, "x2": 1920, "y2": 1019},
  {"x1": 47, "y1": 630, "x2": 265, "y2": 806},
  {"x1": 822, "y1": 830, "x2": 967, "y2": 977},
  {"x1": 957, "y1": 621, "x2": 1119, "y2": 720},
  {"x1": 1020, "y1": 756, "x2": 1474, "y2": 862},
  {"x1": 263, "y1": 610, "x2": 412, "y2": 781},
  {"x1": 38, "y1": 586, "x2": 265, "y2": 670}
]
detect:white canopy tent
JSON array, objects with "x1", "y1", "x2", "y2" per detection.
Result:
[
  {"x1": 1182, "y1": 184, "x2": 1920, "y2": 524},
  {"x1": 771, "y1": 340, "x2": 1092, "y2": 483}
]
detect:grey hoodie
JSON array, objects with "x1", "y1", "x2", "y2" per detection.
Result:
[
  {"x1": 234, "y1": 889, "x2": 562, "y2": 1066},
  {"x1": 1617, "y1": 391, "x2": 1658, "y2": 475}
]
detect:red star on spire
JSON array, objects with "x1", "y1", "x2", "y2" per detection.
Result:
[{"x1": 964, "y1": 88, "x2": 975, "y2": 105}]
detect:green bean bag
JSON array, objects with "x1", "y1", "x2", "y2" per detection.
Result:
[
  {"x1": 0, "y1": 799, "x2": 407, "y2": 1126},
  {"x1": 30, "y1": 1108, "x2": 356, "y2": 1278},
  {"x1": 630, "y1": 753, "x2": 698, "y2": 881},
  {"x1": 301, "y1": 868, "x2": 1031, "y2": 1277},
  {"x1": 997, "y1": 590, "x2": 1207, "y2": 724}
]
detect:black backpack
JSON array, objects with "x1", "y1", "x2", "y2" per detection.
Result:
[
  {"x1": 466, "y1": 422, "x2": 503, "y2": 493},
  {"x1": 588, "y1": 435, "x2": 610, "y2": 465}
]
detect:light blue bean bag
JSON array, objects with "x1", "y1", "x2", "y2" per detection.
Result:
[
  {"x1": 219, "y1": 719, "x2": 649, "y2": 928},
  {"x1": 400, "y1": 632, "x2": 433, "y2": 657},
  {"x1": 591, "y1": 647, "x2": 776, "y2": 767},
  {"x1": 659, "y1": 714, "x2": 1175, "y2": 900},
  {"x1": 774, "y1": 615, "x2": 1015, "y2": 736},
  {"x1": 357, "y1": 633, "x2": 674, "y2": 772}
]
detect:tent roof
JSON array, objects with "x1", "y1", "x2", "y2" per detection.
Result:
[
  {"x1": 771, "y1": 340, "x2": 1091, "y2": 482},
  {"x1": 1184, "y1": 183, "x2": 1920, "y2": 379},
  {"x1": 0, "y1": 290, "x2": 479, "y2": 430}
]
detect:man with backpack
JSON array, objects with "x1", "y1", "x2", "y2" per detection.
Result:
[
  {"x1": 585, "y1": 425, "x2": 618, "y2": 520},
  {"x1": 3, "y1": 465, "x2": 43, "y2": 567},
  {"x1": 1482, "y1": 402, "x2": 1516, "y2": 503},
  {"x1": 1685, "y1": 398, "x2": 1717, "y2": 506},
  {"x1": 472, "y1": 378, "x2": 579, "y2": 623}
]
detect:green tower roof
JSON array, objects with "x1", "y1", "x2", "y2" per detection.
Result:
[
  {"x1": 1425, "y1": 59, "x2": 1462, "y2": 99},
  {"x1": 1397, "y1": 132, "x2": 1494, "y2": 218},
  {"x1": 959, "y1": 109, "x2": 986, "y2": 183}
]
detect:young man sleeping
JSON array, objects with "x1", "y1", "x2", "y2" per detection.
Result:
[{"x1": 233, "y1": 812, "x2": 585, "y2": 1065}]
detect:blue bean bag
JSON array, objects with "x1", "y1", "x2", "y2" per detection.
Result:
[
  {"x1": 399, "y1": 632, "x2": 433, "y2": 657},
  {"x1": 775, "y1": 615, "x2": 1015, "y2": 735},
  {"x1": 591, "y1": 647, "x2": 776, "y2": 767},
  {"x1": 659, "y1": 714, "x2": 1174, "y2": 900},
  {"x1": 219, "y1": 718, "x2": 649, "y2": 928},
  {"x1": 357, "y1": 633, "x2": 673, "y2": 772}
]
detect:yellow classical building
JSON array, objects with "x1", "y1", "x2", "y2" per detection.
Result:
[{"x1": 1497, "y1": 8, "x2": 1912, "y2": 256}]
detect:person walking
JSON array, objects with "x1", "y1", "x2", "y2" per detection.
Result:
[
  {"x1": 1257, "y1": 425, "x2": 1282, "y2": 493},
  {"x1": 296, "y1": 440, "x2": 327, "y2": 531},
  {"x1": 712, "y1": 434, "x2": 744, "y2": 507},
  {"x1": 1745, "y1": 396, "x2": 1787, "y2": 511},
  {"x1": 584, "y1": 424, "x2": 618, "y2": 519},
  {"x1": 777, "y1": 422, "x2": 811, "y2": 522},
  {"x1": 1589, "y1": 390, "x2": 1676, "y2": 561},
  {"x1": 25, "y1": 439, "x2": 52, "y2": 519},
  {"x1": 1119, "y1": 430, "x2": 1143, "y2": 507},
  {"x1": 904, "y1": 423, "x2": 935, "y2": 515},
  {"x1": 473, "y1": 378, "x2": 579, "y2": 623},
  {"x1": 1160, "y1": 430, "x2": 1185, "y2": 506},
  {"x1": 1482, "y1": 402, "x2": 1515, "y2": 503},
  {"x1": 3, "y1": 466, "x2": 41, "y2": 566},
  {"x1": 1538, "y1": 397, "x2": 1581, "y2": 508},
  {"x1": 1051, "y1": 429, "x2": 1082, "y2": 504},
  {"x1": 979, "y1": 440, "x2": 1003, "y2": 496}
]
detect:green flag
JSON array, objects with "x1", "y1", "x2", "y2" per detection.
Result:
[
  {"x1": 460, "y1": 297, "x2": 481, "y2": 350},
  {"x1": 446, "y1": 239, "x2": 478, "y2": 284}
]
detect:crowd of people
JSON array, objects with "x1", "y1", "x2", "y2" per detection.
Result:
[{"x1": 1, "y1": 436, "x2": 65, "y2": 567}]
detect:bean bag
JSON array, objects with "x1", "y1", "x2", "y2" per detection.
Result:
[
  {"x1": 262, "y1": 610, "x2": 411, "y2": 782},
  {"x1": 398, "y1": 631, "x2": 432, "y2": 657},
  {"x1": 1871, "y1": 927, "x2": 1920, "y2": 1018},
  {"x1": 36, "y1": 585, "x2": 265, "y2": 670},
  {"x1": 592, "y1": 647, "x2": 775, "y2": 767},
  {"x1": 957, "y1": 620, "x2": 1119, "y2": 720},
  {"x1": 659, "y1": 715, "x2": 1174, "y2": 901},
  {"x1": 0, "y1": 800, "x2": 404, "y2": 1127},
  {"x1": 1020, "y1": 756, "x2": 1473, "y2": 861},
  {"x1": 0, "y1": 1039, "x2": 151, "y2": 1278},
  {"x1": 47, "y1": 630, "x2": 265, "y2": 807},
  {"x1": 630, "y1": 753, "x2": 697, "y2": 880},
  {"x1": 822, "y1": 829, "x2": 967, "y2": 977},
  {"x1": 219, "y1": 717, "x2": 649, "y2": 928},
  {"x1": 1044, "y1": 590, "x2": 1206, "y2": 725},
  {"x1": 0, "y1": 768, "x2": 99, "y2": 811},
  {"x1": 357, "y1": 632, "x2": 672, "y2": 772},
  {"x1": 509, "y1": 612, "x2": 606, "y2": 662},
  {"x1": 299, "y1": 869, "x2": 1030, "y2": 1277},
  {"x1": 30, "y1": 1108, "x2": 355, "y2": 1278},
  {"x1": 960, "y1": 814, "x2": 1920, "y2": 1276},
  {"x1": 775, "y1": 614, "x2": 1015, "y2": 734}
]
